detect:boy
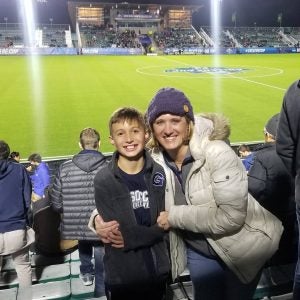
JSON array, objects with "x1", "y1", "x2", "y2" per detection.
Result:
[{"x1": 93, "y1": 108, "x2": 170, "y2": 300}]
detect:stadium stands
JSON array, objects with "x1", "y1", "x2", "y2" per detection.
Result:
[
  {"x1": 0, "y1": 21, "x2": 299, "y2": 54},
  {"x1": 40, "y1": 24, "x2": 70, "y2": 48},
  {"x1": 0, "y1": 23, "x2": 24, "y2": 48}
]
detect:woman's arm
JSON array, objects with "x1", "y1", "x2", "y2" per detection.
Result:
[{"x1": 168, "y1": 142, "x2": 248, "y2": 236}]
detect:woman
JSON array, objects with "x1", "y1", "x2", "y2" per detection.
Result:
[{"x1": 93, "y1": 87, "x2": 283, "y2": 300}]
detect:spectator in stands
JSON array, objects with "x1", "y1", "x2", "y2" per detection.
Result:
[
  {"x1": 50, "y1": 128, "x2": 107, "y2": 299},
  {"x1": 27, "y1": 153, "x2": 50, "y2": 202},
  {"x1": 248, "y1": 114, "x2": 296, "y2": 266},
  {"x1": 93, "y1": 88, "x2": 282, "y2": 300},
  {"x1": 238, "y1": 144, "x2": 254, "y2": 171},
  {"x1": 276, "y1": 79, "x2": 300, "y2": 299},
  {"x1": 0, "y1": 140, "x2": 34, "y2": 299},
  {"x1": 9, "y1": 151, "x2": 20, "y2": 162},
  {"x1": 90, "y1": 108, "x2": 169, "y2": 300}
]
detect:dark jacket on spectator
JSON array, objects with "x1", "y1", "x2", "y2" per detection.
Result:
[
  {"x1": 0, "y1": 160, "x2": 32, "y2": 233},
  {"x1": 50, "y1": 150, "x2": 107, "y2": 241},
  {"x1": 94, "y1": 151, "x2": 170, "y2": 287},
  {"x1": 277, "y1": 80, "x2": 300, "y2": 206},
  {"x1": 248, "y1": 142, "x2": 296, "y2": 265}
]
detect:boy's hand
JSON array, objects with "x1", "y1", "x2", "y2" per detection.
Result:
[{"x1": 95, "y1": 214, "x2": 119, "y2": 243}]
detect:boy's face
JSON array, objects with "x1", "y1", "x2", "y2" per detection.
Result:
[{"x1": 110, "y1": 119, "x2": 148, "y2": 160}]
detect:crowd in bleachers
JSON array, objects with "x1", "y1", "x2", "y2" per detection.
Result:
[
  {"x1": 230, "y1": 27, "x2": 289, "y2": 48},
  {"x1": 80, "y1": 24, "x2": 141, "y2": 49},
  {"x1": 0, "y1": 22, "x2": 299, "y2": 51},
  {"x1": 153, "y1": 27, "x2": 204, "y2": 49},
  {"x1": 43, "y1": 30, "x2": 67, "y2": 48}
]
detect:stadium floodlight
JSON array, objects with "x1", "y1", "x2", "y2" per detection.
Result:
[
  {"x1": 18, "y1": 0, "x2": 45, "y2": 149},
  {"x1": 18, "y1": 0, "x2": 36, "y2": 48},
  {"x1": 210, "y1": 0, "x2": 222, "y2": 112},
  {"x1": 4, "y1": 17, "x2": 8, "y2": 29}
]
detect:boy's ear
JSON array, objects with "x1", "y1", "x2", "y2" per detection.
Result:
[
  {"x1": 78, "y1": 142, "x2": 83, "y2": 150},
  {"x1": 109, "y1": 136, "x2": 115, "y2": 146}
]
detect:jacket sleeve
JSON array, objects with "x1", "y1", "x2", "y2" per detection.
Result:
[
  {"x1": 168, "y1": 141, "x2": 248, "y2": 236},
  {"x1": 120, "y1": 223, "x2": 165, "y2": 251},
  {"x1": 94, "y1": 173, "x2": 165, "y2": 251},
  {"x1": 23, "y1": 166, "x2": 32, "y2": 210},
  {"x1": 49, "y1": 168, "x2": 63, "y2": 212},
  {"x1": 248, "y1": 154, "x2": 267, "y2": 201},
  {"x1": 276, "y1": 97, "x2": 297, "y2": 177}
]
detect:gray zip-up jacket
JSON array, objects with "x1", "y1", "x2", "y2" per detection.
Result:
[
  {"x1": 150, "y1": 113, "x2": 283, "y2": 283},
  {"x1": 50, "y1": 150, "x2": 107, "y2": 241}
]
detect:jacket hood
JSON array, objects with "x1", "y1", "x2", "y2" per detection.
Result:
[
  {"x1": 190, "y1": 113, "x2": 231, "y2": 161},
  {"x1": 0, "y1": 159, "x2": 10, "y2": 179},
  {"x1": 72, "y1": 152, "x2": 106, "y2": 172},
  {"x1": 194, "y1": 113, "x2": 230, "y2": 142}
]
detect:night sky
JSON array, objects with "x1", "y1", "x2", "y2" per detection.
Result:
[{"x1": 0, "y1": 0, "x2": 299, "y2": 27}]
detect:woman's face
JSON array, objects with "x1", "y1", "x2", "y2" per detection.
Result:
[{"x1": 152, "y1": 114, "x2": 190, "y2": 154}]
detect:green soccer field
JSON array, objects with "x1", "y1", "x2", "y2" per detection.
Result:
[{"x1": 1, "y1": 53, "x2": 299, "y2": 159}]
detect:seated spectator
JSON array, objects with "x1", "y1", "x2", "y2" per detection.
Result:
[
  {"x1": 27, "y1": 153, "x2": 50, "y2": 202},
  {"x1": 238, "y1": 144, "x2": 254, "y2": 171},
  {"x1": 248, "y1": 114, "x2": 296, "y2": 265},
  {"x1": 9, "y1": 151, "x2": 20, "y2": 162}
]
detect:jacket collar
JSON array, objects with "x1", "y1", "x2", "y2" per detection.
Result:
[{"x1": 110, "y1": 150, "x2": 153, "y2": 177}]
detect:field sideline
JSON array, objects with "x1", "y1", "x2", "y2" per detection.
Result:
[{"x1": 1, "y1": 53, "x2": 299, "y2": 158}]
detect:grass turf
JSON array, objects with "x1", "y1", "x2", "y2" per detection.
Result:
[{"x1": 1, "y1": 53, "x2": 299, "y2": 159}]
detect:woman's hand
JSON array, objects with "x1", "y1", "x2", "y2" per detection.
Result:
[
  {"x1": 94, "y1": 215, "x2": 124, "y2": 247},
  {"x1": 157, "y1": 211, "x2": 170, "y2": 231}
]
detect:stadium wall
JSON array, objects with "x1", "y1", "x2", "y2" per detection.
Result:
[
  {"x1": 163, "y1": 46, "x2": 300, "y2": 55},
  {"x1": 0, "y1": 46, "x2": 299, "y2": 56}
]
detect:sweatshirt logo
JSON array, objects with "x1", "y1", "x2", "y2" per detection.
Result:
[{"x1": 153, "y1": 172, "x2": 164, "y2": 187}]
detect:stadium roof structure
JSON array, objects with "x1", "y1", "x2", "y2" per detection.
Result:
[{"x1": 67, "y1": 1, "x2": 203, "y2": 29}]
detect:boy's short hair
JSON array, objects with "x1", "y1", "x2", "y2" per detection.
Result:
[
  {"x1": 0, "y1": 140, "x2": 10, "y2": 160},
  {"x1": 10, "y1": 151, "x2": 20, "y2": 159},
  {"x1": 28, "y1": 153, "x2": 42, "y2": 163},
  {"x1": 79, "y1": 127, "x2": 100, "y2": 150},
  {"x1": 109, "y1": 107, "x2": 146, "y2": 135}
]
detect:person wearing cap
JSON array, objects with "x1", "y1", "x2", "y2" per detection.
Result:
[
  {"x1": 93, "y1": 88, "x2": 283, "y2": 300},
  {"x1": 248, "y1": 114, "x2": 296, "y2": 267},
  {"x1": 276, "y1": 79, "x2": 300, "y2": 298}
]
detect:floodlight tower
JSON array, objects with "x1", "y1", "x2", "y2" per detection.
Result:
[
  {"x1": 4, "y1": 17, "x2": 8, "y2": 29},
  {"x1": 211, "y1": 0, "x2": 222, "y2": 112}
]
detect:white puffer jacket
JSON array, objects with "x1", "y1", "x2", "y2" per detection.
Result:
[{"x1": 151, "y1": 113, "x2": 283, "y2": 283}]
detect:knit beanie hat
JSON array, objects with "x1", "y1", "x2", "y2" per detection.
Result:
[
  {"x1": 264, "y1": 113, "x2": 280, "y2": 138},
  {"x1": 146, "y1": 87, "x2": 195, "y2": 125}
]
